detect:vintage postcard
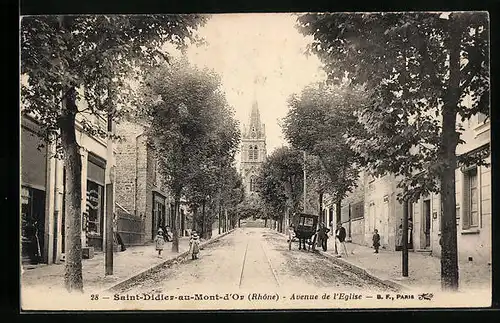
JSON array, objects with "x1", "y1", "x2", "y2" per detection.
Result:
[{"x1": 20, "y1": 12, "x2": 491, "y2": 311}]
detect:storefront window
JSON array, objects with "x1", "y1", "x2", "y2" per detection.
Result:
[
  {"x1": 21, "y1": 186, "x2": 45, "y2": 264},
  {"x1": 86, "y1": 180, "x2": 104, "y2": 236}
]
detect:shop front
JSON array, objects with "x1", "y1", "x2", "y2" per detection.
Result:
[
  {"x1": 21, "y1": 119, "x2": 47, "y2": 265},
  {"x1": 21, "y1": 186, "x2": 46, "y2": 265},
  {"x1": 85, "y1": 153, "x2": 106, "y2": 250}
]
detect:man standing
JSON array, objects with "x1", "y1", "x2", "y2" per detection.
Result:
[
  {"x1": 335, "y1": 223, "x2": 347, "y2": 257},
  {"x1": 317, "y1": 222, "x2": 330, "y2": 251}
]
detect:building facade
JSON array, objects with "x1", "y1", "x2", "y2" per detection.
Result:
[
  {"x1": 114, "y1": 121, "x2": 188, "y2": 245},
  {"x1": 411, "y1": 112, "x2": 491, "y2": 263},
  {"x1": 21, "y1": 110, "x2": 112, "y2": 266},
  {"x1": 336, "y1": 112, "x2": 491, "y2": 264},
  {"x1": 240, "y1": 100, "x2": 267, "y2": 198}
]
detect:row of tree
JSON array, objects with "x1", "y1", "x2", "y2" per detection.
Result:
[
  {"x1": 287, "y1": 12, "x2": 488, "y2": 291},
  {"x1": 139, "y1": 59, "x2": 244, "y2": 252},
  {"x1": 255, "y1": 12, "x2": 489, "y2": 292},
  {"x1": 21, "y1": 15, "x2": 245, "y2": 292},
  {"x1": 254, "y1": 83, "x2": 364, "y2": 234}
]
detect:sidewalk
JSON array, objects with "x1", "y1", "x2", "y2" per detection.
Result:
[
  {"x1": 21, "y1": 229, "x2": 227, "y2": 293},
  {"x1": 322, "y1": 237, "x2": 492, "y2": 293}
]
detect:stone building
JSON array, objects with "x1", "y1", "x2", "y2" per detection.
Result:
[
  {"x1": 240, "y1": 100, "x2": 267, "y2": 198},
  {"x1": 114, "y1": 121, "x2": 188, "y2": 245}
]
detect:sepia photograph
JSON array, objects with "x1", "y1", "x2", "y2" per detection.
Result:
[{"x1": 19, "y1": 11, "x2": 491, "y2": 311}]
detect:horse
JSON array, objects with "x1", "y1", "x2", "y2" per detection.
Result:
[{"x1": 296, "y1": 231, "x2": 316, "y2": 251}]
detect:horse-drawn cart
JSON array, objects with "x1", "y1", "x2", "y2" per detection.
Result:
[{"x1": 288, "y1": 213, "x2": 319, "y2": 251}]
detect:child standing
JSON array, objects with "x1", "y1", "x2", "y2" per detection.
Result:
[
  {"x1": 155, "y1": 228, "x2": 165, "y2": 258},
  {"x1": 372, "y1": 229, "x2": 381, "y2": 254},
  {"x1": 189, "y1": 231, "x2": 200, "y2": 260}
]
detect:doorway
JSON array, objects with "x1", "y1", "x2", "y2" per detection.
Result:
[
  {"x1": 381, "y1": 202, "x2": 389, "y2": 246},
  {"x1": 423, "y1": 199, "x2": 431, "y2": 249},
  {"x1": 21, "y1": 186, "x2": 46, "y2": 265},
  {"x1": 369, "y1": 202, "x2": 376, "y2": 234}
]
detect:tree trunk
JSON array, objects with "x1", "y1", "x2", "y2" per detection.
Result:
[
  {"x1": 402, "y1": 199, "x2": 409, "y2": 277},
  {"x1": 440, "y1": 15, "x2": 461, "y2": 291},
  {"x1": 319, "y1": 192, "x2": 323, "y2": 222},
  {"x1": 171, "y1": 197, "x2": 180, "y2": 253},
  {"x1": 336, "y1": 200, "x2": 341, "y2": 225},
  {"x1": 218, "y1": 205, "x2": 221, "y2": 235},
  {"x1": 202, "y1": 200, "x2": 206, "y2": 239},
  {"x1": 192, "y1": 206, "x2": 197, "y2": 231},
  {"x1": 60, "y1": 86, "x2": 83, "y2": 292}
]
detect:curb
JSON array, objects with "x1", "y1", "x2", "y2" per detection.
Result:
[
  {"x1": 316, "y1": 250, "x2": 411, "y2": 292},
  {"x1": 103, "y1": 229, "x2": 236, "y2": 293},
  {"x1": 273, "y1": 230, "x2": 411, "y2": 292}
]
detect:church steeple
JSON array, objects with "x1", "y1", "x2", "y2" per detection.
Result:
[
  {"x1": 246, "y1": 100, "x2": 264, "y2": 139},
  {"x1": 240, "y1": 87, "x2": 267, "y2": 197}
]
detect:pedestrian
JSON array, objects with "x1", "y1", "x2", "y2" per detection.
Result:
[
  {"x1": 395, "y1": 223, "x2": 403, "y2": 251},
  {"x1": 317, "y1": 222, "x2": 330, "y2": 251},
  {"x1": 189, "y1": 231, "x2": 200, "y2": 260},
  {"x1": 408, "y1": 219, "x2": 413, "y2": 248},
  {"x1": 372, "y1": 229, "x2": 381, "y2": 254},
  {"x1": 155, "y1": 228, "x2": 165, "y2": 258},
  {"x1": 335, "y1": 223, "x2": 347, "y2": 257}
]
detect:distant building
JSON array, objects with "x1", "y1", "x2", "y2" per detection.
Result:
[{"x1": 240, "y1": 100, "x2": 267, "y2": 198}]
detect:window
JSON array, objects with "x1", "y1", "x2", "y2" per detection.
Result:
[
  {"x1": 351, "y1": 201, "x2": 364, "y2": 220},
  {"x1": 463, "y1": 167, "x2": 479, "y2": 229},
  {"x1": 248, "y1": 145, "x2": 258, "y2": 161},
  {"x1": 86, "y1": 180, "x2": 104, "y2": 236},
  {"x1": 21, "y1": 186, "x2": 45, "y2": 264},
  {"x1": 249, "y1": 176, "x2": 256, "y2": 192}
]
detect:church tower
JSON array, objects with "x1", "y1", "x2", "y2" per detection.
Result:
[{"x1": 240, "y1": 100, "x2": 267, "y2": 197}]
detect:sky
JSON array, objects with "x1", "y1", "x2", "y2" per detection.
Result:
[{"x1": 179, "y1": 13, "x2": 327, "y2": 165}]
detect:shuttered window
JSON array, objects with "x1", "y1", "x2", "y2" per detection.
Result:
[
  {"x1": 463, "y1": 167, "x2": 479, "y2": 229},
  {"x1": 351, "y1": 201, "x2": 364, "y2": 219}
]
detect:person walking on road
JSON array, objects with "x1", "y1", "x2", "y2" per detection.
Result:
[
  {"x1": 335, "y1": 223, "x2": 347, "y2": 257},
  {"x1": 155, "y1": 228, "x2": 165, "y2": 258},
  {"x1": 189, "y1": 231, "x2": 200, "y2": 260},
  {"x1": 372, "y1": 229, "x2": 381, "y2": 254}
]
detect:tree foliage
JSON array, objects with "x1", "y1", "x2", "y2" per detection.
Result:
[
  {"x1": 297, "y1": 12, "x2": 489, "y2": 202},
  {"x1": 283, "y1": 83, "x2": 366, "y2": 203},
  {"x1": 141, "y1": 58, "x2": 241, "y2": 244},
  {"x1": 297, "y1": 11, "x2": 489, "y2": 290},
  {"x1": 256, "y1": 147, "x2": 304, "y2": 222},
  {"x1": 21, "y1": 15, "x2": 207, "y2": 150},
  {"x1": 20, "y1": 14, "x2": 206, "y2": 292}
]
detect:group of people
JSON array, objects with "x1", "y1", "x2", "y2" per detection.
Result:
[
  {"x1": 154, "y1": 228, "x2": 201, "y2": 260},
  {"x1": 289, "y1": 221, "x2": 383, "y2": 256}
]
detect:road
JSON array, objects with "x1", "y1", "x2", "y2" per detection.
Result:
[{"x1": 118, "y1": 227, "x2": 396, "y2": 295}]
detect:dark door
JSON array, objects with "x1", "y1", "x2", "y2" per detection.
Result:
[
  {"x1": 21, "y1": 187, "x2": 45, "y2": 265},
  {"x1": 423, "y1": 200, "x2": 431, "y2": 248}
]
